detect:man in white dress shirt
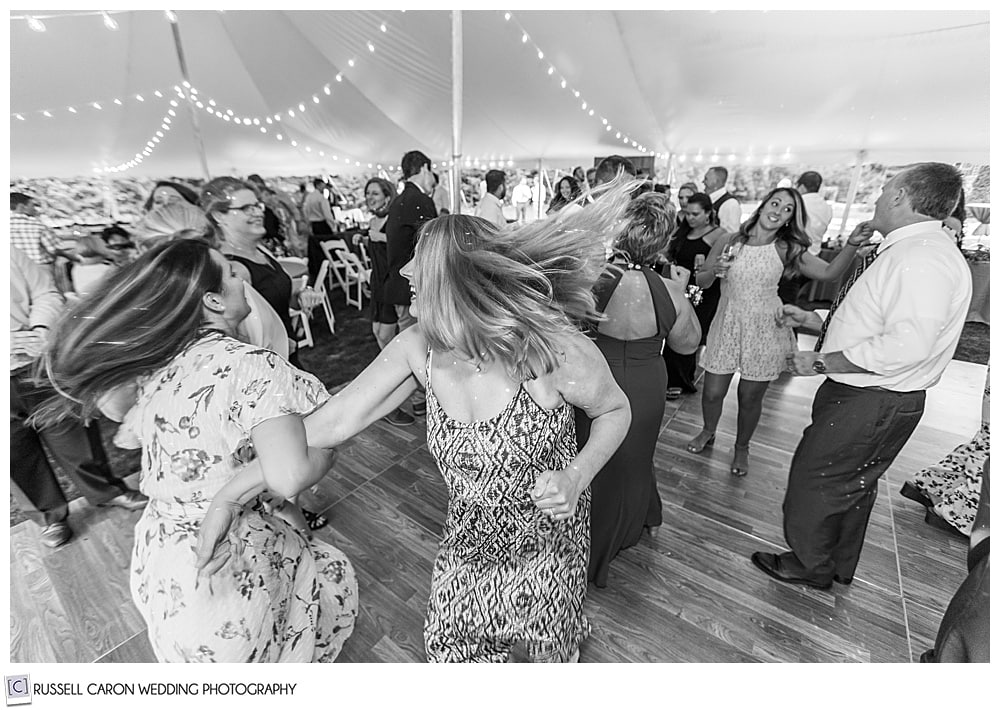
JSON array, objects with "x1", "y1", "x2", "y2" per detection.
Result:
[
  {"x1": 703, "y1": 166, "x2": 742, "y2": 235},
  {"x1": 511, "y1": 176, "x2": 532, "y2": 224},
  {"x1": 797, "y1": 171, "x2": 834, "y2": 254},
  {"x1": 474, "y1": 169, "x2": 507, "y2": 230},
  {"x1": 751, "y1": 162, "x2": 972, "y2": 590}
]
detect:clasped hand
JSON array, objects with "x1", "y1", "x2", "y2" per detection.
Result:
[
  {"x1": 666, "y1": 263, "x2": 690, "y2": 284},
  {"x1": 785, "y1": 350, "x2": 823, "y2": 376},
  {"x1": 297, "y1": 287, "x2": 324, "y2": 311},
  {"x1": 193, "y1": 499, "x2": 243, "y2": 583},
  {"x1": 531, "y1": 467, "x2": 584, "y2": 522},
  {"x1": 11, "y1": 330, "x2": 46, "y2": 359},
  {"x1": 774, "y1": 304, "x2": 823, "y2": 330}
]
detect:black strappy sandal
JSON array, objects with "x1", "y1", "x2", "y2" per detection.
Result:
[{"x1": 301, "y1": 508, "x2": 329, "y2": 531}]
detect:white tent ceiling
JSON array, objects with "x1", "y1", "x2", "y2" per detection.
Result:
[{"x1": 9, "y1": 9, "x2": 991, "y2": 178}]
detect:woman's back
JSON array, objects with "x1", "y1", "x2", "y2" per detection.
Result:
[{"x1": 593, "y1": 266, "x2": 676, "y2": 349}]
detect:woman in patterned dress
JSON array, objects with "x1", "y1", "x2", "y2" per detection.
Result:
[
  {"x1": 204, "y1": 183, "x2": 637, "y2": 661},
  {"x1": 686, "y1": 187, "x2": 874, "y2": 476},
  {"x1": 902, "y1": 368, "x2": 989, "y2": 537},
  {"x1": 38, "y1": 239, "x2": 357, "y2": 662}
]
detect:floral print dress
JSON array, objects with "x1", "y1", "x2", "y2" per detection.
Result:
[{"x1": 124, "y1": 332, "x2": 356, "y2": 662}]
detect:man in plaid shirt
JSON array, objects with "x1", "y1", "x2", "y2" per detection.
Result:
[{"x1": 10, "y1": 192, "x2": 75, "y2": 267}]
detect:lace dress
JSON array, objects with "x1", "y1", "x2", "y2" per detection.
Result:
[
  {"x1": 702, "y1": 243, "x2": 796, "y2": 381},
  {"x1": 126, "y1": 333, "x2": 357, "y2": 662},
  {"x1": 423, "y1": 350, "x2": 590, "y2": 662}
]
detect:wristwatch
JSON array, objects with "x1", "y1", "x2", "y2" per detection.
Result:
[{"x1": 812, "y1": 354, "x2": 827, "y2": 375}]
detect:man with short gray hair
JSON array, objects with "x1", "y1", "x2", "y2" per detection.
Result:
[{"x1": 752, "y1": 162, "x2": 972, "y2": 590}]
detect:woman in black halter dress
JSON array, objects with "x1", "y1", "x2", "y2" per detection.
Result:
[{"x1": 577, "y1": 193, "x2": 702, "y2": 587}]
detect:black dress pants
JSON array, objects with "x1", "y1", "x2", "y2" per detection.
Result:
[
  {"x1": 9, "y1": 369, "x2": 126, "y2": 526},
  {"x1": 307, "y1": 221, "x2": 335, "y2": 287},
  {"x1": 782, "y1": 379, "x2": 925, "y2": 580}
]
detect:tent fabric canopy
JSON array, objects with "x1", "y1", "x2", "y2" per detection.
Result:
[{"x1": 10, "y1": 10, "x2": 990, "y2": 178}]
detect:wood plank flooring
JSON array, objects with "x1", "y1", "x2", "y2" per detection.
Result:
[{"x1": 9, "y1": 358, "x2": 985, "y2": 663}]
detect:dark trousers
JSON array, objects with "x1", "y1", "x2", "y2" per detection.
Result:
[
  {"x1": 307, "y1": 221, "x2": 335, "y2": 287},
  {"x1": 10, "y1": 369, "x2": 125, "y2": 526},
  {"x1": 664, "y1": 347, "x2": 698, "y2": 393},
  {"x1": 783, "y1": 379, "x2": 925, "y2": 580}
]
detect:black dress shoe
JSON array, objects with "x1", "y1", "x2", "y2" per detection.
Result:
[
  {"x1": 751, "y1": 551, "x2": 832, "y2": 590},
  {"x1": 900, "y1": 481, "x2": 933, "y2": 508},
  {"x1": 40, "y1": 521, "x2": 73, "y2": 548},
  {"x1": 99, "y1": 489, "x2": 149, "y2": 511},
  {"x1": 924, "y1": 509, "x2": 967, "y2": 539},
  {"x1": 834, "y1": 575, "x2": 853, "y2": 585}
]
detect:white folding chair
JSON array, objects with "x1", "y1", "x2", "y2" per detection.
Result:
[
  {"x1": 313, "y1": 260, "x2": 337, "y2": 334},
  {"x1": 334, "y1": 246, "x2": 370, "y2": 310},
  {"x1": 320, "y1": 239, "x2": 351, "y2": 293},
  {"x1": 356, "y1": 239, "x2": 372, "y2": 272},
  {"x1": 288, "y1": 275, "x2": 314, "y2": 349}
]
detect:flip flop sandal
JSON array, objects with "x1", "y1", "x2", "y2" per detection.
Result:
[
  {"x1": 302, "y1": 509, "x2": 329, "y2": 531},
  {"x1": 666, "y1": 387, "x2": 683, "y2": 400}
]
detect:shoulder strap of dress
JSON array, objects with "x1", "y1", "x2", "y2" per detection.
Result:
[
  {"x1": 593, "y1": 264, "x2": 627, "y2": 314},
  {"x1": 641, "y1": 267, "x2": 677, "y2": 337},
  {"x1": 424, "y1": 347, "x2": 434, "y2": 395}
]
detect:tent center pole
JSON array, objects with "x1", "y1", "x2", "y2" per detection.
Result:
[
  {"x1": 837, "y1": 149, "x2": 867, "y2": 243},
  {"x1": 450, "y1": 11, "x2": 463, "y2": 215},
  {"x1": 168, "y1": 14, "x2": 211, "y2": 180}
]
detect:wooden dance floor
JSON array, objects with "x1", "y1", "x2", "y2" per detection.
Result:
[{"x1": 9, "y1": 357, "x2": 986, "y2": 663}]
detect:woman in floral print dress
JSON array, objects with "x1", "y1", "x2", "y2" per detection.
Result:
[{"x1": 39, "y1": 239, "x2": 356, "y2": 662}]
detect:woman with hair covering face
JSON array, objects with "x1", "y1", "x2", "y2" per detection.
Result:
[
  {"x1": 197, "y1": 183, "x2": 637, "y2": 662},
  {"x1": 578, "y1": 192, "x2": 701, "y2": 588},
  {"x1": 688, "y1": 187, "x2": 874, "y2": 477},
  {"x1": 37, "y1": 239, "x2": 357, "y2": 662}
]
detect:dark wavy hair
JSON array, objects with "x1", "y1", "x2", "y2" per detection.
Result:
[
  {"x1": 34, "y1": 239, "x2": 224, "y2": 425},
  {"x1": 732, "y1": 187, "x2": 811, "y2": 279},
  {"x1": 142, "y1": 180, "x2": 200, "y2": 212},
  {"x1": 666, "y1": 192, "x2": 718, "y2": 263},
  {"x1": 364, "y1": 177, "x2": 396, "y2": 218},
  {"x1": 547, "y1": 176, "x2": 582, "y2": 213}
]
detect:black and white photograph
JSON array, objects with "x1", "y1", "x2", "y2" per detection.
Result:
[{"x1": 7, "y1": 6, "x2": 990, "y2": 683}]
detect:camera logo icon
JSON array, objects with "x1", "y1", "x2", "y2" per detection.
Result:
[{"x1": 5, "y1": 676, "x2": 31, "y2": 706}]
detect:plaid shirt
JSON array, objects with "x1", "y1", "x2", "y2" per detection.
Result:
[{"x1": 10, "y1": 213, "x2": 60, "y2": 265}]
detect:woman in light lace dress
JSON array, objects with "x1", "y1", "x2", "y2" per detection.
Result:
[{"x1": 686, "y1": 187, "x2": 874, "y2": 477}]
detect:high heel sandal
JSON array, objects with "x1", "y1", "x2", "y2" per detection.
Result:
[
  {"x1": 686, "y1": 430, "x2": 716, "y2": 453},
  {"x1": 730, "y1": 445, "x2": 750, "y2": 477},
  {"x1": 302, "y1": 508, "x2": 329, "y2": 531}
]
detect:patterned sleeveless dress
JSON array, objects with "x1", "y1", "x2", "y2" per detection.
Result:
[
  {"x1": 423, "y1": 350, "x2": 590, "y2": 662},
  {"x1": 702, "y1": 242, "x2": 797, "y2": 381}
]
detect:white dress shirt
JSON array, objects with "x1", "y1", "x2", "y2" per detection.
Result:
[
  {"x1": 512, "y1": 183, "x2": 532, "y2": 205},
  {"x1": 708, "y1": 187, "x2": 742, "y2": 234},
  {"x1": 822, "y1": 220, "x2": 972, "y2": 392},
  {"x1": 474, "y1": 192, "x2": 507, "y2": 230},
  {"x1": 801, "y1": 192, "x2": 834, "y2": 254}
]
